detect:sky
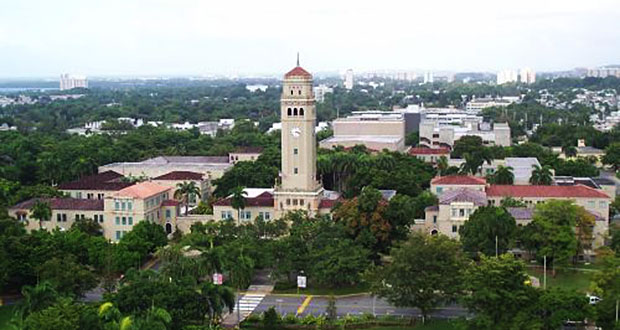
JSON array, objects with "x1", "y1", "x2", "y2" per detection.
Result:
[{"x1": 1, "y1": 0, "x2": 619, "y2": 78}]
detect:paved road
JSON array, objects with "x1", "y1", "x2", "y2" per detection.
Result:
[{"x1": 247, "y1": 294, "x2": 469, "y2": 319}]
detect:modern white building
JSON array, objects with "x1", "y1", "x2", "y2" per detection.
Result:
[
  {"x1": 497, "y1": 68, "x2": 535, "y2": 85},
  {"x1": 313, "y1": 84, "x2": 333, "y2": 102},
  {"x1": 419, "y1": 115, "x2": 511, "y2": 149},
  {"x1": 465, "y1": 97, "x2": 518, "y2": 112},
  {"x1": 60, "y1": 74, "x2": 88, "y2": 90},
  {"x1": 519, "y1": 68, "x2": 536, "y2": 84},
  {"x1": 344, "y1": 69, "x2": 354, "y2": 90}
]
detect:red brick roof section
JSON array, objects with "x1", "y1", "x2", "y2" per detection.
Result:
[
  {"x1": 486, "y1": 184, "x2": 610, "y2": 199},
  {"x1": 153, "y1": 171, "x2": 204, "y2": 181},
  {"x1": 409, "y1": 147, "x2": 451, "y2": 155},
  {"x1": 10, "y1": 198, "x2": 104, "y2": 211},
  {"x1": 319, "y1": 198, "x2": 341, "y2": 209},
  {"x1": 431, "y1": 175, "x2": 487, "y2": 185},
  {"x1": 161, "y1": 199, "x2": 181, "y2": 206},
  {"x1": 284, "y1": 66, "x2": 312, "y2": 78},
  {"x1": 58, "y1": 171, "x2": 134, "y2": 191},
  {"x1": 213, "y1": 191, "x2": 274, "y2": 207},
  {"x1": 233, "y1": 146, "x2": 264, "y2": 154}
]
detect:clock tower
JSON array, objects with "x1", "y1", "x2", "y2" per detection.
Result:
[{"x1": 274, "y1": 57, "x2": 323, "y2": 218}]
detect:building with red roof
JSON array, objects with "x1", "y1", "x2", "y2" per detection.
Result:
[
  {"x1": 409, "y1": 147, "x2": 451, "y2": 164},
  {"x1": 430, "y1": 175, "x2": 487, "y2": 196}
]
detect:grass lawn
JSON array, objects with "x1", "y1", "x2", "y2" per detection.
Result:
[
  {"x1": 526, "y1": 267, "x2": 592, "y2": 292},
  {"x1": 356, "y1": 319, "x2": 462, "y2": 330},
  {"x1": 0, "y1": 305, "x2": 17, "y2": 330},
  {"x1": 272, "y1": 282, "x2": 369, "y2": 296}
]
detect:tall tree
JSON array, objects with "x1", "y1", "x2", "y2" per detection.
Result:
[
  {"x1": 464, "y1": 254, "x2": 541, "y2": 329},
  {"x1": 459, "y1": 206, "x2": 517, "y2": 256},
  {"x1": 365, "y1": 232, "x2": 467, "y2": 323},
  {"x1": 602, "y1": 142, "x2": 620, "y2": 171},
  {"x1": 174, "y1": 181, "x2": 201, "y2": 215},
  {"x1": 529, "y1": 164, "x2": 553, "y2": 185},
  {"x1": 30, "y1": 200, "x2": 52, "y2": 229},
  {"x1": 488, "y1": 165, "x2": 514, "y2": 185},
  {"x1": 229, "y1": 186, "x2": 247, "y2": 222},
  {"x1": 436, "y1": 156, "x2": 449, "y2": 176}
]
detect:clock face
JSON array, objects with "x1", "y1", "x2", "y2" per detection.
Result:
[{"x1": 291, "y1": 127, "x2": 301, "y2": 138}]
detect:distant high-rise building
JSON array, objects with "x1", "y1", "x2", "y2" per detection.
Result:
[
  {"x1": 519, "y1": 68, "x2": 536, "y2": 84},
  {"x1": 344, "y1": 69, "x2": 354, "y2": 90},
  {"x1": 587, "y1": 66, "x2": 620, "y2": 78},
  {"x1": 60, "y1": 74, "x2": 88, "y2": 91},
  {"x1": 497, "y1": 69, "x2": 518, "y2": 85},
  {"x1": 423, "y1": 71, "x2": 434, "y2": 84},
  {"x1": 313, "y1": 85, "x2": 333, "y2": 102}
]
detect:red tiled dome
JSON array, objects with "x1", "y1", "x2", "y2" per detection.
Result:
[{"x1": 284, "y1": 66, "x2": 312, "y2": 78}]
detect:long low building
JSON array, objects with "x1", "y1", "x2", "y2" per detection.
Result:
[
  {"x1": 99, "y1": 156, "x2": 233, "y2": 182},
  {"x1": 319, "y1": 111, "x2": 406, "y2": 152},
  {"x1": 417, "y1": 175, "x2": 611, "y2": 252}
]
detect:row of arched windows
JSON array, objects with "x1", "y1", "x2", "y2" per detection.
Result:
[
  {"x1": 290, "y1": 89, "x2": 302, "y2": 95},
  {"x1": 287, "y1": 107, "x2": 304, "y2": 116}
]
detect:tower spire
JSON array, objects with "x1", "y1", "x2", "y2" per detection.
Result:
[{"x1": 296, "y1": 52, "x2": 300, "y2": 67}]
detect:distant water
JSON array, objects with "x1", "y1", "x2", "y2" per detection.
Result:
[{"x1": 0, "y1": 87, "x2": 58, "y2": 92}]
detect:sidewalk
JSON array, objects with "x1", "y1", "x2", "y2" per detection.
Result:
[{"x1": 221, "y1": 269, "x2": 274, "y2": 327}]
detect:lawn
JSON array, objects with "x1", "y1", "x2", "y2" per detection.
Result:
[
  {"x1": 272, "y1": 282, "x2": 369, "y2": 296},
  {"x1": 370, "y1": 320, "x2": 460, "y2": 329},
  {"x1": 0, "y1": 305, "x2": 17, "y2": 330},
  {"x1": 526, "y1": 267, "x2": 592, "y2": 292}
]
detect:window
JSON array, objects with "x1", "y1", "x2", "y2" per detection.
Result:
[
  {"x1": 294, "y1": 167, "x2": 298, "y2": 174},
  {"x1": 94, "y1": 215, "x2": 98, "y2": 222},
  {"x1": 98, "y1": 193, "x2": 104, "y2": 200},
  {"x1": 221, "y1": 211, "x2": 227, "y2": 219},
  {"x1": 299, "y1": 108, "x2": 304, "y2": 116},
  {"x1": 433, "y1": 215, "x2": 437, "y2": 224},
  {"x1": 290, "y1": 90, "x2": 294, "y2": 95},
  {"x1": 452, "y1": 209, "x2": 457, "y2": 217},
  {"x1": 87, "y1": 193, "x2": 94, "y2": 199},
  {"x1": 452, "y1": 225, "x2": 457, "y2": 233},
  {"x1": 287, "y1": 108, "x2": 292, "y2": 116},
  {"x1": 293, "y1": 108, "x2": 298, "y2": 116},
  {"x1": 166, "y1": 210, "x2": 171, "y2": 218},
  {"x1": 588, "y1": 201, "x2": 595, "y2": 209},
  {"x1": 286, "y1": 199, "x2": 291, "y2": 205},
  {"x1": 122, "y1": 217, "x2": 126, "y2": 225},
  {"x1": 128, "y1": 217, "x2": 133, "y2": 225},
  {"x1": 459, "y1": 209, "x2": 465, "y2": 217},
  {"x1": 293, "y1": 148, "x2": 298, "y2": 155},
  {"x1": 57, "y1": 214, "x2": 61, "y2": 222},
  {"x1": 599, "y1": 201, "x2": 607, "y2": 208},
  {"x1": 81, "y1": 214, "x2": 85, "y2": 220},
  {"x1": 116, "y1": 231, "x2": 121, "y2": 240},
  {"x1": 75, "y1": 214, "x2": 80, "y2": 221},
  {"x1": 264, "y1": 212, "x2": 271, "y2": 220},
  {"x1": 77, "y1": 192, "x2": 82, "y2": 199},
  {"x1": 299, "y1": 199, "x2": 304, "y2": 206},
  {"x1": 258, "y1": 212, "x2": 264, "y2": 219},
  {"x1": 128, "y1": 202, "x2": 133, "y2": 210},
  {"x1": 115, "y1": 200, "x2": 120, "y2": 210},
  {"x1": 115, "y1": 216, "x2": 120, "y2": 225},
  {"x1": 99, "y1": 215, "x2": 103, "y2": 223},
  {"x1": 243, "y1": 211, "x2": 252, "y2": 220},
  {"x1": 293, "y1": 199, "x2": 298, "y2": 206},
  {"x1": 121, "y1": 201, "x2": 126, "y2": 211},
  {"x1": 298, "y1": 90, "x2": 302, "y2": 95},
  {"x1": 62, "y1": 214, "x2": 67, "y2": 222},
  {"x1": 436, "y1": 187, "x2": 443, "y2": 194}
]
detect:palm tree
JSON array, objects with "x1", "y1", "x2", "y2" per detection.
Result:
[
  {"x1": 562, "y1": 145, "x2": 577, "y2": 158},
  {"x1": 31, "y1": 200, "x2": 52, "y2": 229},
  {"x1": 436, "y1": 156, "x2": 449, "y2": 176},
  {"x1": 20, "y1": 281, "x2": 58, "y2": 315},
  {"x1": 459, "y1": 153, "x2": 484, "y2": 175},
  {"x1": 530, "y1": 164, "x2": 553, "y2": 185},
  {"x1": 230, "y1": 186, "x2": 247, "y2": 223},
  {"x1": 490, "y1": 165, "x2": 514, "y2": 185},
  {"x1": 199, "y1": 282, "x2": 235, "y2": 325},
  {"x1": 175, "y1": 181, "x2": 202, "y2": 215}
]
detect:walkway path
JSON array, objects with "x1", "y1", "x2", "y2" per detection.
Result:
[{"x1": 221, "y1": 269, "x2": 274, "y2": 327}]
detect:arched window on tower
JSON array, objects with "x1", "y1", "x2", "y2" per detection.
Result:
[
  {"x1": 287, "y1": 108, "x2": 292, "y2": 116},
  {"x1": 299, "y1": 108, "x2": 304, "y2": 116},
  {"x1": 298, "y1": 90, "x2": 302, "y2": 95},
  {"x1": 290, "y1": 89, "x2": 294, "y2": 95},
  {"x1": 293, "y1": 108, "x2": 298, "y2": 116}
]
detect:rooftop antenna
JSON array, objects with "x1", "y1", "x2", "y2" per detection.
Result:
[{"x1": 296, "y1": 52, "x2": 300, "y2": 67}]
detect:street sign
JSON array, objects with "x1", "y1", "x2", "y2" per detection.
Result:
[
  {"x1": 297, "y1": 275, "x2": 307, "y2": 288},
  {"x1": 213, "y1": 273, "x2": 223, "y2": 285}
]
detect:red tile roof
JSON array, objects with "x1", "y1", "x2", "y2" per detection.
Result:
[
  {"x1": 153, "y1": 171, "x2": 204, "y2": 181},
  {"x1": 11, "y1": 198, "x2": 104, "y2": 211},
  {"x1": 319, "y1": 198, "x2": 341, "y2": 209},
  {"x1": 162, "y1": 199, "x2": 180, "y2": 207},
  {"x1": 213, "y1": 191, "x2": 274, "y2": 207},
  {"x1": 409, "y1": 147, "x2": 450, "y2": 155},
  {"x1": 284, "y1": 66, "x2": 312, "y2": 78},
  {"x1": 232, "y1": 146, "x2": 264, "y2": 154},
  {"x1": 486, "y1": 184, "x2": 610, "y2": 199},
  {"x1": 431, "y1": 175, "x2": 487, "y2": 185},
  {"x1": 58, "y1": 171, "x2": 134, "y2": 191}
]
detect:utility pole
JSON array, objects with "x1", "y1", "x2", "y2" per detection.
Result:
[
  {"x1": 372, "y1": 294, "x2": 376, "y2": 317},
  {"x1": 543, "y1": 255, "x2": 547, "y2": 290},
  {"x1": 495, "y1": 235, "x2": 498, "y2": 257}
]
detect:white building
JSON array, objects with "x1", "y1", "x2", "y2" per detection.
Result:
[
  {"x1": 344, "y1": 69, "x2": 354, "y2": 90},
  {"x1": 313, "y1": 85, "x2": 333, "y2": 102},
  {"x1": 465, "y1": 97, "x2": 518, "y2": 112},
  {"x1": 423, "y1": 71, "x2": 434, "y2": 84},
  {"x1": 520, "y1": 68, "x2": 536, "y2": 84},
  {"x1": 497, "y1": 69, "x2": 519, "y2": 85},
  {"x1": 60, "y1": 74, "x2": 88, "y2": 91}
]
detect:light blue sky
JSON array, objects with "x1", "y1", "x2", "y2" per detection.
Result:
[{"x1": 1, "y1": 0, "x2": 619, "y2": 78}]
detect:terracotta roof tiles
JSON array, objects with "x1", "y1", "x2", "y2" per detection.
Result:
[
  {"x1": 431, "y1": 175, "x2": 487, "y2": 185},
  {"x1": 486, "y1": 184, "x2": 609, "y2": 199}
]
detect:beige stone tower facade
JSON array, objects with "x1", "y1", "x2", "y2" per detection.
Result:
[{"x1": 274, "y1": 60, "x2": 323, "y2": 218}]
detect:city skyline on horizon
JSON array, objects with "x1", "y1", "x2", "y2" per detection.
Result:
[{"x1": 1, "y1": 0, "x2": 619, "y2": 78}]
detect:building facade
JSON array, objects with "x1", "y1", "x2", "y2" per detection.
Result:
[{"x1": 60, "y1": 74, "x2": 88, "y2": 90}]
